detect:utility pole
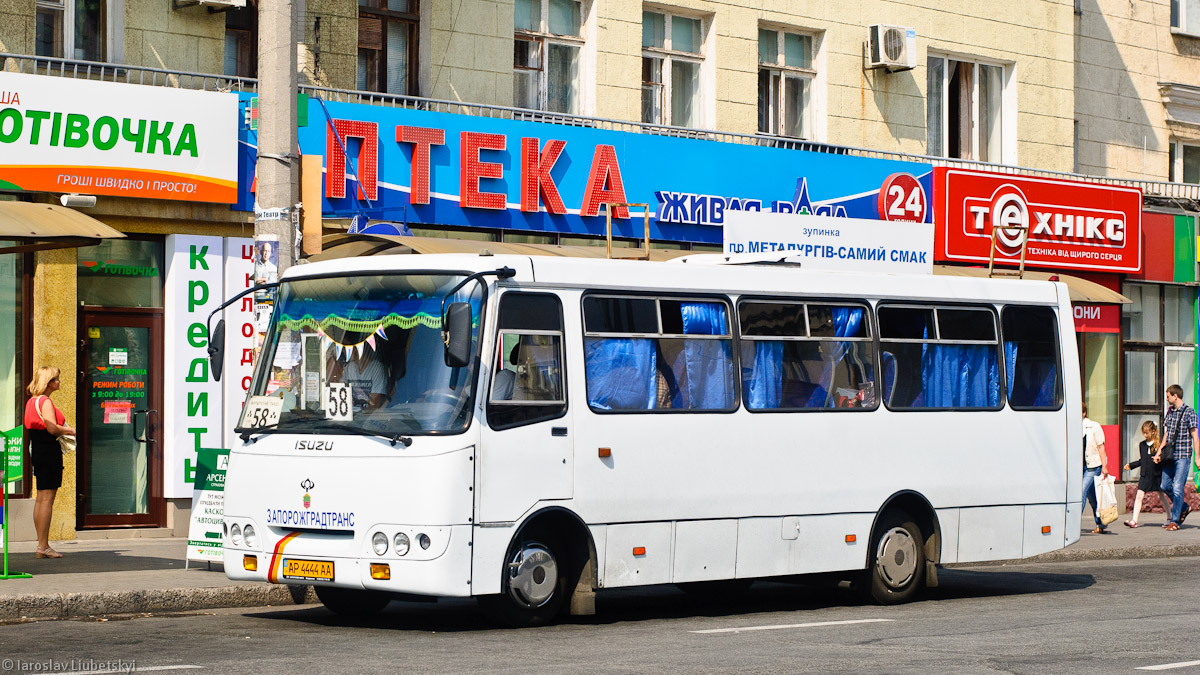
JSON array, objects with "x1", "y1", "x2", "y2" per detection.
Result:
[{"x1": 253, "y1": 0, "x2": 298, "y2": 292}]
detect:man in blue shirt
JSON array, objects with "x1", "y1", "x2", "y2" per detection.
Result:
[{"x1": 1156, "y1": 384, "x2": 1198, "y2": 531}]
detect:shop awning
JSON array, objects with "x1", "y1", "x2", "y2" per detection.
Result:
[
  {"x1": 0, "y1": 201, "x2": 126, "y2": 255},
  {"x1": 933, "y1": 265, "x2": 1132, "y2": 304}
]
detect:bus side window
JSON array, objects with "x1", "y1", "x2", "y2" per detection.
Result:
[
  {"x1": 1002, "y1": 306, "x2": 1062, "y2": 409},
  {"x1": 583, "y1": 295, "x2": 736, "y2": 412},
  {"x1": 739, "y1": 300, "x2": 876, "y2": 411},
  {"x1": 879, "y1": 305, "x2": 1001, "y2": 410},
  {"x1": 487, "y1": 293, "x2": 567, "y2": 430}
]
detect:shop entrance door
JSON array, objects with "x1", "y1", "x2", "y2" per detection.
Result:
[{"x1": 78, "y1": 310, "x2": 164, "y2": 528}]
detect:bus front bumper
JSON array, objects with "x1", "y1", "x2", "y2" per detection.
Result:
[{"x1": 225, "y1": 524, "x2": 475, "y2": 598}]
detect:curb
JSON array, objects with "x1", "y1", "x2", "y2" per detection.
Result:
[
  {"x1": 0, "y1": 584, "x2": 317, "y2": 622},
  {"x1": 945, "y1": 544, "x2": 1200, "y2": 567}
]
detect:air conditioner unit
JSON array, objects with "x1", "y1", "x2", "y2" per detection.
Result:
[{"x1": 867, "y1": 25, "x2": 916, "y2": 72}]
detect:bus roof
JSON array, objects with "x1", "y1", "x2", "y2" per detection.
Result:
[{"x1": 291, "y1": 234, "x2": 1127, "y2": 305}]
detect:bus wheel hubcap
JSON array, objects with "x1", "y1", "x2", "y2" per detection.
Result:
[
  {"x1": 876, "y1": 527, "x2": 917, "y2": 589},
  {"x1": 506, "y1": 544, "x2": 558, "y2": 608}
]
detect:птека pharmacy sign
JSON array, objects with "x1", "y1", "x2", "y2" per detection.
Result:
[{"x1": 0, "y1": 73, "x2": 238, "y2": 203}]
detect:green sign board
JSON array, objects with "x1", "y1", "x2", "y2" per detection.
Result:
[{"x1": 3, "y1": 426, "x2": 21, "y2": 491}]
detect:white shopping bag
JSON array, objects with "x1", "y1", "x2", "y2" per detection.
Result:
[{"x1": 1095, "y1": 474, "x2": 1118, "y2": 525}]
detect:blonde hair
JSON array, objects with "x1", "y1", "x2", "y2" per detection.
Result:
[
  {"x1": 1141, "y1": 420, "x2": 1160, "y2": 446},
  {"x1": 27, "y1": 366, "x2": 60, "y2": 397}
]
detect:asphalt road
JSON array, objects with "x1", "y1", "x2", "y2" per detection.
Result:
[{"x1": 0, "y1": 557, "x2": 1197, "y2": 674}]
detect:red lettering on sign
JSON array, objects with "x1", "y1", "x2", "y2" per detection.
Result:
[
  {"x1": 325, "y1": 119, "x2": 379, "y2": 201},
  {"x1": 396, "y1": 126, "x2": 445, "y2": 205},
  {"x1": 934, "y1": 168, "x2": 1142, "y2": 274},
  {"x1": 460, "y1": 132, "x2": 506, "y2": 210},
  {"x1": 580, "y1": 145, "x2": 628, "y2": 218},
  {"x1": 520, "y1": 138, "x2": 567, "y2": 214}
]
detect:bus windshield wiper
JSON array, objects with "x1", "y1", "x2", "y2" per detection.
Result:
[
  {"x1": 306, "y1": 420, "x2": 413, "y2": 447},
  {"x1": 235, "y1": 411, "x2": 327, "y2": 442}
]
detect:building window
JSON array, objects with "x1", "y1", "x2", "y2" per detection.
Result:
[
  {"x1": 514, "y1": 0, "x2": 584, "y2": 114},
  {"x1": 36, "y1": 0, "x2": 106, "y2": 61},
  {"x1": 642, "y1": 10, "x2": 704, "y2": 128},
  {"x1": 1172, "y1": 0, "x2": 1200, "y2": 35},
  {"x1": 1169, "y1": 140, "x2": 1200, "y2": 184},
  {"x1": 927, "y1": 55, "x2": 1008, "y2": 163},
  {"x1": 357, "y1": 0, "x2": 418, "y2": 96},
  {"x1": 224, "y1": 7, "x2": 258, "y2": 78},
  {"x1": 757, "y1": 28, "x2": 814, "y2": 139}
]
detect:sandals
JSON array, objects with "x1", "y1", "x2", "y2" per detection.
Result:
[
  {"x1": 1124, "y1": 520, "x2": 1139, "y2": 528},
  {"x1": 1090, "y1": 527, "x2": 1107, "y2": 534},
  {"x1": 1181, "y1": 504, "x2": 1192, "y2": 524},
  {"x1": 34, "y1": 546, "x2": 63, "y2": 559},
  {"x1": 1165, "y1": 522, "x2": 1180, "y2": 531}
]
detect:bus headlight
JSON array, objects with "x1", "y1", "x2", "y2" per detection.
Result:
[
  {"x1": 417, "y1": 533, "x2": 431, "y2": 550},
  {"x1": 243, "y1": 525, "x2": 257, "y2": 549},
  {"x1": 231, "y1": 524, "x2": 243, "y2": 548},
  {"x1": 372, "y1": 532, "x2": 389, "y2": 556},
  {"x1": 394, "y1": 533, "x2": 410, "y2": 556}
]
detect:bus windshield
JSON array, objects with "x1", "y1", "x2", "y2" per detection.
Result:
[{"x1": 244, "y1": 273, "x2": 483, "y2": 436}]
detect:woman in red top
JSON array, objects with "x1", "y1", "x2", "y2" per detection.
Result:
[{"x1": 24, "y1": 366, "x2": 75, "y2": 558}]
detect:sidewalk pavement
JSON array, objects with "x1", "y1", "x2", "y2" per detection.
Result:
[{"x1": 1, "y1": 511, "x2": 1197, "y2": 621}]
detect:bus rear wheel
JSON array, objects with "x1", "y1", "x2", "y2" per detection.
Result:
[
  {"x1": 862, "y1": 511, "x2": 925, "y2": 605},
  {"x1": 479, "y1": 533, "x2": 569, "y2": 628},
  {"x1": 315, "y1": 586, "x2": 391, "y2": 617}
]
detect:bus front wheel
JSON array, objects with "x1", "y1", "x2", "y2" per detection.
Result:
[
  {"x1": 862, "y1": 511, "x2": 925, "y2": 605},
  {"x1": 479, "y1": 533, "x2": 569, "y2": 628},
  {"x1": 315, "y1": 586, "x2": 391, "y2": 617}
]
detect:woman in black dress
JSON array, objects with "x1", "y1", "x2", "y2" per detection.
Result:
[
  {"x1": 1124, "y1": 420, "x2": 1171, "y2": 528},
  {"x1": 24, "y1": 367, "x2": 75, "y2": 558}
]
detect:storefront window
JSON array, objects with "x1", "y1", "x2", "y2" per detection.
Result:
[
  {"x1": 1164, "y1": 286, "x2": 1196, "y2": 343},
  {"x1": 1121, "y1": 281, "x2": 1197, "y2": 480},
  {"x1": 1122, "y1": 284, "x2": 1161, "y2": 342},
  {"x1": 77, "y1": 239, "x2": 164, "y2": 308},
  {"x1": 0, "y1": 248, "x2": 24, "y2": 496},
  {"x1": 1124, "y1": 350, "x2": 1159, "y2": 406},
  {"x1": 1083, "y1": 333, "x2": 1118, "y2": 425},
  {"x1": 1123, "y1": 412, "x2": 1159, "y2": 477}
]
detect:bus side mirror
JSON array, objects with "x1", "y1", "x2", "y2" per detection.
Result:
[
  {"x1": 443, "y1": 303, "x2": 472, "y2": 368},
  {"x1": 208, "y1": 318, "x2": 226, "y2": 382}
]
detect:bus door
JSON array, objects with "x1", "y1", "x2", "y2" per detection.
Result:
[{"x1": 478, "y1": 292, "x2": 573, "y2": 522}]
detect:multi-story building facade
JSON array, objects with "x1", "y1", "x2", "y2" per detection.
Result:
[{"x1": 0, "y1": 1, "x2": 1197, "y2": 541}]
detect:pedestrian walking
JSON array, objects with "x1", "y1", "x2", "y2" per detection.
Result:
[
  {"x1": 1082, "y1": 401, "x2": 1110, "y2": 534},
  {"x1": 1157, "y1": 384, "x2": 1197, "y2": 531},
  {"x1": 1124, "y1": 420, "x2": 1171, "y2": 527},
  {"x1": 24, "y1": 366, "x2": 75, "y2": 558}
]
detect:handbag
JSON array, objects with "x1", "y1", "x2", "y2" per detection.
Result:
[
  {"x1": 1096, "y1": 475, "x2": 1119, "y2": 526},
  {"x1": 57, "y1": 434, "x2": 76, "y2": 455}
]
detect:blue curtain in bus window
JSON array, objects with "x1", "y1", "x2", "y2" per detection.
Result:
[
  {"x1": 676, "y1": 302, "x2": 734, "y2": 409},
  {"x1": 1004, "y1": 342, "x2": 1018, "y2": 398},
  {"x1": 584, "y1": 337, "x2": 657, "y2": 410},
  {"x1": 744, "y1": 341, "x2": 783, "y2": 409},
  {"x1": 806, "y1": 307, "x2": 864, "y2": 407},
  {"x1": 920, "y1": 344, "x2": 999, "y2": 408}
]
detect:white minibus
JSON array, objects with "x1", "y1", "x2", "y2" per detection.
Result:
[{"x1": 216, "y1": 247, "x2": 1082, "y2": 626}]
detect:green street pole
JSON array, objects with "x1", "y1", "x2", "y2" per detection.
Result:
[{"x1": 2, "y1": 433, "x2": 32, "y2": 580}]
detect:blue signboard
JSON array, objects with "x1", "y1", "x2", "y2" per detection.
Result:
[{"x1": 235, "y1": 94, "x2": 933, "y2": 244}]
